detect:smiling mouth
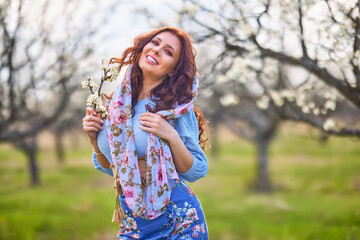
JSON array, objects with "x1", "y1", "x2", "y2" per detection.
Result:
[{"x1": 146, "y1": 55, "x2": 158, "y2": 65}]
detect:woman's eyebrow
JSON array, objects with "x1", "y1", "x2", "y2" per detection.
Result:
[{"x1": 156, "y1": 37, "x2": 176, "y2": 53}]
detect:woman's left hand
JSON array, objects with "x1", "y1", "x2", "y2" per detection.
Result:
[{"x1": 139, "y1": 112, "x2": 176, "y2": 141}]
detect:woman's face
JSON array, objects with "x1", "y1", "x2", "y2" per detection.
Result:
[{"x1": 139, "y1": 31, "x2": 182, "y2": 81}]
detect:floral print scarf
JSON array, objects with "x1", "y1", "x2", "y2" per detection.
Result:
[{"x1": 105, "y1": 64, "x2": 199, "y2": 220}]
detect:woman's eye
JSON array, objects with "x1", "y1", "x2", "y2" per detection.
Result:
[
  {"x1": 152, "y1": 40, "x2": 158, "y2": 45},
  {"x1": 165, "y1": 50, "x2": 173, "y2": 56}
]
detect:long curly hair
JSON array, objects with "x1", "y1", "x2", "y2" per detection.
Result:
[{"x1": 110, "y1": 27, "x2": 209, "y2": 150}]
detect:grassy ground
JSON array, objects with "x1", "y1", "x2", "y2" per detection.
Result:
[{"x1": 0, "y1": 123, "x2": 359, "y2": 240}]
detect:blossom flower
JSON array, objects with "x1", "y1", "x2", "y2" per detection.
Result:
[
  {"x1": 101, "y1": 62, "x2": 119, "y2": 82},
  {"x1": 281, "y1": 89, "x2": 295, "y2": 102},
  {"x1": 302, "y1": 105, "x2": 310, "y2": 114},
  {"x1": 98, "y1": 105, "x2": 108, "y2": 115},
  {"x1": 256, "y1": 95, "x2": 270, "y2": 110},
  {"x1": 313, "y1": 108, "x2": 320, "y2": 116},
  {"x1": 82, "y1": 60, "x2": 119, "y2": 118},
  {"x1": 269, "y1": 90, "x2": 284, "y2": 107},
  {"x1": 81, "y1": 76, "x2": 98, "y2": 89},
  {"x1": 81, "y1": 80, "x2": 88, "y2": 88},
  {"x1": 323, "y1": 118, "x2": 336, "y2": 131},
  {"x1": 324, "y1": 100, "x2": 336, "y2": 111},
  {"x1": 308, "y1": 102, "x2": 315, "y2": 109},
  {"x1": 108, "y1": 64, "x2": 119, "y2": 82},
  {"x1": 296, "y1": 93, "x2": 306, "y2": 107},
  {"x1": 86, "y1": 93, "x2": 100, "y2": 107}
]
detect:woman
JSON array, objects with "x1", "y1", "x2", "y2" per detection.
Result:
[{"x1": 82, "y1": 27, "x2": 209, "y2": 239}]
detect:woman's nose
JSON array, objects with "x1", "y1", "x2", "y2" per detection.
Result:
[{"x1": 152, "y1": 47, "x2": 160, "y2": 55}]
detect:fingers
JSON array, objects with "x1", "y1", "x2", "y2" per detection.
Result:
[
  {"x1": 140, "y1": 112, "x2": 158, "y2": 118},
  {"x1": 83, "y1": 120, "x2": 103, "y2": 130},
  {"x1": 139, "y1": 125, "x2": 155, "y2": 133},
  {"x1": 82, "y1": 114, "x2": 104, "y2": 125},
  {"x1": 83, "y1": 107, "x2": 104, "y2": 125},
  {"x1": 82, "y1": 108, "x2": 104, "y2": 137},
  {"x1": 82, "y1": 118, "x2": 103, "y2": 133},
  {"x1": 139, "y1": 124, "x2": 164, "y2": 136},
  {"x1": 83, "y1": 126, "x2": 101, "y2": 131},
  {"x1": 86, "y1": 107, "x2": 96, "y2": 116},
  {"x1": 139, "y1": 119, "x2": 157, "y2": 128},
  {"x1": 139, "y1": 113, "x2": 159, "y2": 133},
  {"x1": 139, "y1": 113, "x2": 161, "y2": 122},
  {"x1": 139, "y1": 115, "x2": 158, "y2": 123},
  {"x1": 139, "y1": 114, "x2": 162, "y2": 129}
]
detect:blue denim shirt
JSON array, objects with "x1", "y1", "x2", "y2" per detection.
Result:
[{"x1": 92, "y1": 98, "x2": 208, "y2": 182}]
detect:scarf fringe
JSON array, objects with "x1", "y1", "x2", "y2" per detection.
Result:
[
  {"x1": 110, "y1": 164, "x2": 126, "y2": 223},
  {"x1": 112, "y1": 198, "x2": 126, "y2": 223}
]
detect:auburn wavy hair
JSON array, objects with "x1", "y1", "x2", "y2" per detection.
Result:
[{"x1": 109, "y1": 27, "x2": 209, "y2": 150}]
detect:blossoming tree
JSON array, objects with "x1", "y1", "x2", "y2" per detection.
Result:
[
  {"x1": 165, "y1": 0, "x2": 360, "y2": 190},
  {"x1": 0, "y1": 0, "x2": 115, "y2": 185},
  {"x1": 178, "y1": 0, "x2": 360, "y2": 131}
]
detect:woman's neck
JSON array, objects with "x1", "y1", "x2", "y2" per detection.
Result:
[{"x1": 139, "y1": 76, "x2": 164, "y2": 100}]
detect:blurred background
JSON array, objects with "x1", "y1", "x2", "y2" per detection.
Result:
[{"x1": 1, "y1": 0, "x2": 360, "y2": 239}]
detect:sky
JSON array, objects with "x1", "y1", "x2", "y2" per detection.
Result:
[{"x1": 93, "y1": 0, "x2": 180, "y2": 58}]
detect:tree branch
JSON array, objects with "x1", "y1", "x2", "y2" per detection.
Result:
[
  {"x1": 298, "y1": 0, "x2": 309, "y2": 59},
  {"x1": 247, "y1": 37, "x2": 360, "y2": 108}
]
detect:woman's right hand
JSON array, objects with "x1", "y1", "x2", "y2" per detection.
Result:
[{"x1": 82, "y1": 107, "x2": 104, "y2": 140}]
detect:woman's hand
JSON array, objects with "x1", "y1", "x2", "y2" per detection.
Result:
[
  {"x1": 140, "y1": 112, "x2": 194, "y2": 173},
  {"x1": 139, "y1": 112, "x2": 176, "y2": 141},
  {"x1": 82, "y1": 107, "x2": 104, "y2": 140}
]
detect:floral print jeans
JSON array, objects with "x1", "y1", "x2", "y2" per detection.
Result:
[{"x1": 117, "y1": 181, "x2": 208, "y2": 239}]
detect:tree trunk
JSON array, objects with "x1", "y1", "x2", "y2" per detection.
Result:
[
  {"x1": 55, "y1": 130, "x2": 65, "y2": 163},
  {"x1": 210, "y1": 119, "x2": 219, "y2": 159},
  {"x1": 17, "y1": 134, "x2": 40, "y2": 186},
  {"x1": 71, "y1": 132, "x2": 80, "y2": 150},
  {"x1": 27, "y1": 146, "x2": 39, "y2": 185},
  {"x1": 255, "y1": 138, "x2": 272, "y2": 192}
]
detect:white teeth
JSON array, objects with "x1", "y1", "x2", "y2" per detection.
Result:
[{"x1": 147, "y1": 56, "x2": 157, "y2": 64}]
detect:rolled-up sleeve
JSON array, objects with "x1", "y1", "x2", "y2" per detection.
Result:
[
  {"x1": 176, "y1": 109, "x2": 208, "y2": 182},
  {"x1": 92, "y1": 152, "x2": 113, "y2": 177}
]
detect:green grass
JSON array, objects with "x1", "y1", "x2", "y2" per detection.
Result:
[
  {"x1": 0, "y1": 124, "x2": 359, "y2": 240},
  {"x1": 0, "y1": 144, "x2": 117, "y2": 240}
]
